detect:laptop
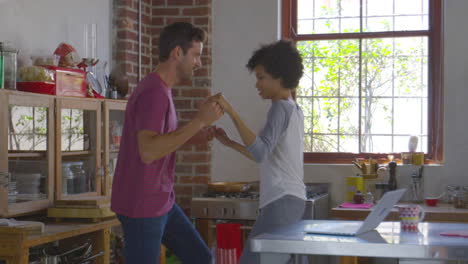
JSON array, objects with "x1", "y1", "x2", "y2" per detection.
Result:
[{"x1": 304, "y1": 188, "x2": 407, "y2": 236}]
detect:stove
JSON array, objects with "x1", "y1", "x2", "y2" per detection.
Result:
[
  {"x1": 191, "y1": 183, "x2": 329, "y2": 221},
  {"x1": 191, "y1": 183, "x2": 330, "y2": 264}
]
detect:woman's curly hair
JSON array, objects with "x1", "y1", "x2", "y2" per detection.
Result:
[{"x1": 246, "y1": 40, "x2": 303, "y2": 89}]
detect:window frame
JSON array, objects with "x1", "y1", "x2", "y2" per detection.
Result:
[{"x1": 282, "y1": 0, "x2": 444, "y2": 164}]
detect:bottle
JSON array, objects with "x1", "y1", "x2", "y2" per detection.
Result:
[
  {"x1": 0, "y1": 42, "x2": 5, "y2": 89},
  {"x1": 0, "y1": 42, "x2": 18, "y2": 90},
  {"x1": 353, "y1": 190, "x2": 364, "y2": 204},
  {"x1": 365, "y1": 190, "x2": 374, "y2": 204},
  {"x1": 387, "y1": 160, "x2": 397, "y2": 191},
  {"x1": 346, "y1": 175, "x2": 364, "y2": 202}
]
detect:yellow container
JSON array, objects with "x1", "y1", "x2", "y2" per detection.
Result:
[
  {"x1": 412, "y1": 152, "x2": 424, "y2": 165},
  {"x1": 346, "y1": 176, "x2": 364, "y2": 202}
]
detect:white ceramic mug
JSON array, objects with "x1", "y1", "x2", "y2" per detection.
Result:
[{"x1": 398, "y1": 204, "x2": 425, "y2": 231}]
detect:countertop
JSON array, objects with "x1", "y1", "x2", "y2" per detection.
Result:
[
  {"x1": 332, "y1": 203, "x2": 468, "y2": 222},
  {"x1": 251, "y1": 220, "x2": 468, "y2": 262}
]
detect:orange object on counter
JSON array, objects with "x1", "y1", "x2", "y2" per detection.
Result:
[{"x1": 54, "y1": 42, "x2": 81, "y2": 68}]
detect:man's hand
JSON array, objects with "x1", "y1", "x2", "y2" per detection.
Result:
[
  {"x1": 209, "y1": 93, "x2": 234, "y2": 116},
  {"x1": 195, "y1": 98, "x2": 224, "y2": 126},
  {"x1": 214, "y1": 127, "x2": 233, "y2": 146}
]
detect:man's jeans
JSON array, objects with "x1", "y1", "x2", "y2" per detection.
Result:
[{"x1": 117, "y1": 204, "x2": 212, "y2": 264}]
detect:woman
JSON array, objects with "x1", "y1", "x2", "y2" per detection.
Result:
[{"x1": 214, "y1": 40, "x2": 306, "y2": 264}]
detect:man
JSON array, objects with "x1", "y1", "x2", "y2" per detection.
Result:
[{"x1": 111, "y1": 22, "x2": 222, "y2": 264}]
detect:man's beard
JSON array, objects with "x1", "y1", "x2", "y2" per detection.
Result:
[{"x1": 176, "y1": 64, "x2": 192, "y2": 83}]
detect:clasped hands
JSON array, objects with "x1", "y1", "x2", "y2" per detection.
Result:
[{"x1": 193, "y1": 93, "x2": 233, "y2": 145}]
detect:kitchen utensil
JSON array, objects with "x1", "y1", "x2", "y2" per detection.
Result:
[
  {"x1": 86, "y1": 71, "x2": 102, "y2": 94},
  {"x1": 207, "y1": 182, "x2": 253, "y2": 193},
  {"x1": 351, "y1": 161, "x2": 363, "y2": 173},
  {"x1": 410, "y1": 166, "x2": 423, "y2": 202}
]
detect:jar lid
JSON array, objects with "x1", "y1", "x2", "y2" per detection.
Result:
[{"x1": 0, "y1": 42, "x2": 18, "y2": 53}]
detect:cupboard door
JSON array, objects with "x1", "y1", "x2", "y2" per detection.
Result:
[
  {"x1": 103, "y1": 100, "x2": 126, "y2": 196},
  {"x1": 56, "y1": 97, "x2": 102, "y2": 200},
  {"x1": 0, "y1": 90, "x2": 54, "y2": 217}
]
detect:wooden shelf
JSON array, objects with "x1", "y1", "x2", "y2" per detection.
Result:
[
  {"x1": 8, "y1": 151, "x2": 46, "y2": 158},
  {"x1": 61, "y1": 150, "x2": 93, "y2": 156}
]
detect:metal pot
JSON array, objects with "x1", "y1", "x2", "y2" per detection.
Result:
[{"x1": 207, "y1": 181, "x2": 259, "y2": 193}]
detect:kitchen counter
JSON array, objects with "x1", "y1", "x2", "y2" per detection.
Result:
[
  {"x1": 251, "y1": 220, "x2": 468, "y2": 264},
  {"x1": 332, "y1": 203, "x2": 468, "y2": 222}
]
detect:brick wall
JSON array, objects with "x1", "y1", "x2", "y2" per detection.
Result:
[{"x1": 114, "y1": 0, "x2": 213, "y2": 212}]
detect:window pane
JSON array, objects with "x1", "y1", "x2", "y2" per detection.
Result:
[
  {"x1": 340, "y1": 98, "x2": 360, "y2": 135},
  {"x1": 312, "y1": 134, "x2": 338, "y2": 152},
  {"x1": 420, "y1": 135, "x2": 428, "y2": 153},
  {"x1": 339, "y1": 135, "x2": 359, "y2": 153},
  {"x1": 361, "y1": 98, "x2": 392, "y2": 135},
  {"x1": 394, "y1": 98, "x2": 423, "y2": 135},
  {"x1": 304, "y1": 134, "x2": 313, "y2": 152},
  {"x1": 422, "y1": 99, "x2": 428, "y2": 135},
  {"x1": 394, "y1": 37, "x2": 428, "y2": 97},
  {"x1": 364, "y1": 0, "x2": 428, "y2": 32},
  {"x1": 361, "y1": 135, "x2": 392, "y2": 153},
  {"x1": 393, "y1": 136, "x2": 410, "y2": 152},
  {"x1": 314, "y1": 98, "x2": 339, "y2": 134},
  {"x1": 395, "y1": 0, "x2": 424, "y2": 15},
  {"x1": 395, "y1": 15, "x2": 428, "y2": 31},
  {"x1": 298, "y1": 39, "x2": 360, "y2": 97},
  {"x1": 297, "y1": 0, "x2": 360, "y2": 34}
]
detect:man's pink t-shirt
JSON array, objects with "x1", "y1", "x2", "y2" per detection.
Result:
[{"x1": 111, "y1": 73, "x2": 177, "y2": 218}]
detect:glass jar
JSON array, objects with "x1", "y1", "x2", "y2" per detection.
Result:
[
  {"x1": 0, "y1": 42, "x2": 18, "y2": 90},
  {"x1": 453, "y1": 188, "x2": 467, "y2": 209},
  {"x1": 446, "y1": 185, "x2": 459, "y2": 204}
]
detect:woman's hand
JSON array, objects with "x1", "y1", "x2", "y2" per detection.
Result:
[
  {"x1": 210, "y1": 93, "x2": 234, "y2": 116},
  {"x1": 214, "y1": 127, "x2": 233, "y2": 146},
  {"x1": 186, "y1": 126, "x2": 216, "y2": 145}
]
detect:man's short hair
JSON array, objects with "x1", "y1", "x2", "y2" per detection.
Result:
[
  {"x1": 246, "y1": 40, "x2": 303, "y2": 89},
  {"x1": 158, "y1": 22, "x2": 207, "y2": 62}
]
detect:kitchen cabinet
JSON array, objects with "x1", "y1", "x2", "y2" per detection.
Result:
[
  {"x1": 0, "y1": 90, "x2": 123, "y2": 216},
  {"x1": 55, "y1": 97, "x2": 103, "y2": 200},
  {"x1": 0, "y1": 90, "x2": 55, "y2": 217},
  {"x1": 0, "y1": 218, "x2": 119, "y2": 264},
  {"x1": 102, "y1": 100, "x2": 126, "y2": 196}
]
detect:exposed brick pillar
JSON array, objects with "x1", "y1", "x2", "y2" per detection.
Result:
[{"x1": 114, "y1": 0, "x2": 213, "y2": 213}]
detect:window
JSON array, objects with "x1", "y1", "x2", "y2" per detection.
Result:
[{"x1": 282, "y1": 0, "x2": 443, "y2": 163}]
